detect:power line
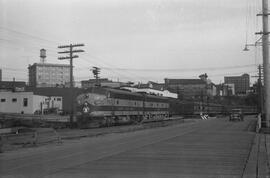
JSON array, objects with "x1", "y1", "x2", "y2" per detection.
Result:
[
  {"x1": 0, "y1": 29, "x2": 139, "y2": 82},
  {"x1": 74, "y1": 64, "x2": 257, "y2": 72},
  {"x1": 0, "y1": 26, "x2": 58, "y2": 44},
  {"x1": 80, "y1": 56, "x2": 143, "y2": 82},
  {"x1": 0, "y1": 27, "x2": 259, "y2": 84}
]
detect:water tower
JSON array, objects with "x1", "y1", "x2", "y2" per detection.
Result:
[{"x1": 40, "y1": 49, "x2": 46, "y2": 63}]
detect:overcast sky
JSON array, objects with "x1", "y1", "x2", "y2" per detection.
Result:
[{"x1": 0, "y1": 0, "x2": 262, "y2": 85}]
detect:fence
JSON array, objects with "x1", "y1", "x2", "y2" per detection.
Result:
[{"x1": 256, "y1": 114, "x2": 262, "y2": 133}]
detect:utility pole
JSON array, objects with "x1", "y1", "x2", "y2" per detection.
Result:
[
  {"x1": 91, "y1": 66, "x2": 100, "y2": 87},
  {"x1": 257, "y1": 65, "x2": 264, "y2": 114},
  {"x1": 58, "y1": 43, "x2": 84, "y2": 127},
  {"x1": 257, "y1": 0, "x2": 270, "y2": 127}
]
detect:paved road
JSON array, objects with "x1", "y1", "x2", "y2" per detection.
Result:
[{"x1": 0, "y1": 116, "x2": 257, "y2": 178}]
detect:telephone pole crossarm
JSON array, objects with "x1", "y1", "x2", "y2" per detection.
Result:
[
  {"x1": 58, "y1": 51, "x2": 71, "y2": 54},
  {"x1": 58, "y1": 57, "x2": 71, "y2": 60},
  {"x1": 72, "y1": 50, "x2": 85, "y2": 53}
]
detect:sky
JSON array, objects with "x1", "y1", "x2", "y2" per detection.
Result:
[{"x1": 0, "y1": 0, "x2": 263, "y2": 85}]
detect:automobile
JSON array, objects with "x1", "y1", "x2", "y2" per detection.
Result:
[{"x1": 229, "y1": 109, "x2": 244, "y2": 121}]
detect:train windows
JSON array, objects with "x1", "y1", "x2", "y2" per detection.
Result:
[{"x1": 1, "y1": 98, "x2": 6, "y2": 102}]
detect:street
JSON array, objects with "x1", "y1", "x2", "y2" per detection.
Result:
[{"x1": 0, "y1": 116, "x2": 259, "y2": 178}]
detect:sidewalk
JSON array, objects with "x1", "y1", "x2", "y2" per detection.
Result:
[
  {"x1": 265, "y1": 134, "x2": 270, "y2": 177},
  {"x1": 243, "y1": 132, "x2": 270, "y2": 178}
]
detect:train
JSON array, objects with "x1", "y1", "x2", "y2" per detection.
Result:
[
  {"x1": 76, "y1": 88, "x2": 169, "y2": 128},
  {"x1": 76, "y1": 87, "x2": 258, "y2": 128}
]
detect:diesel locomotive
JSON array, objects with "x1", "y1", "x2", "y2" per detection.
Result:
[{"x1": 76, "y1": 88, "x2": 169, "y2": 128}]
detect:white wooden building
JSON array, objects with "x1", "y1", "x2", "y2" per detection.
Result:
[{"x1": 0, "y1": 91, "x2": 62, "y2": 114}]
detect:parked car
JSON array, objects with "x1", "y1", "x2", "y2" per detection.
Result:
[{"x1": 229, "y1": 109, "x2": 244, "y2": 121}]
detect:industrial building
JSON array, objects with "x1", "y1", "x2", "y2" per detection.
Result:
[
  {"x1": 216, "y1": 83, "x2": 235, "y2": 96},
  {"x1": 28, "y1": 49, "x2": 71, "y2": 88},
  {"x1": 81, "y1": 78, "x2": 127, "y2": 88},
  {"x1": 0, "y1": 91, "x2": 62, "y2": 114},
  {"x1": 224, "y1": 74, "x2": 250, "y2": 95},
  {"x1": 164, "y1": 78, "x2": 208, "y2": 100},
  {"x1": 164, "y1": 75, "x2": 217, "y2": 100},
  {"x1": 0, "y1": 81, "x2": 26, "y2": 91},
  {"x1": 28, "y1": 63, "x2": 70, "y2": 88}
]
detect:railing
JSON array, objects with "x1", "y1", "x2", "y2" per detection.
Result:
[{"x1": 256, "y1": 114, "x2": 262, "y2": 133}]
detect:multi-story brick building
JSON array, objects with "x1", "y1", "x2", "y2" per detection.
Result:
[
  {"x1": 28, "y1": 63, "x2": 70, "y2": 88},
  {"x1": 224, "y1": 74, "x2": 250, "y2": 95},
  {"x1": 164, "y1": 78, "x2": 207, "y2": 100}
]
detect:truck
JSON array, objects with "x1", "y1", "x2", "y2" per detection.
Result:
[{"x1": 229, "y1": 109, "x2": 244, "y2": 121}]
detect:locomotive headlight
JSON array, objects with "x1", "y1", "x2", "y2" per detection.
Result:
[{"x1": 82, "y1": 102, "x2": 90, "y2": 113}]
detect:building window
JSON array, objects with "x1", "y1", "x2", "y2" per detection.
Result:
[
  {"x1": 12, "y1": 98, "x2": 17, "y2": 103},
  {"x1": 23, "y1": 98, "x2": 28, "y2": 107},
  {"x1": 1, "y1": 99, "x2": 6, "y2": 102},
  {"x1": 57, "y1": 98, "x2": 62, "y2": 101},
  {"x1": 116, "y1": 100, "x2": 119, "y2": 105}
]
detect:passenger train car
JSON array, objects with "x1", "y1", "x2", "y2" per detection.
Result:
[
  {"x1": 76, "y1": 88, "x2": 169, "y2": 128},
  {"x1": 168, "y1": 99, "x2": 257, "y2": 116}
]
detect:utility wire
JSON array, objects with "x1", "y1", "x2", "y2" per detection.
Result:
[
  {"x1": 1, "y1": 26, "x2": 257, "y2": 83},
  {"x1": 96, "y1": 64, "x2": 257, "y2": 72}
]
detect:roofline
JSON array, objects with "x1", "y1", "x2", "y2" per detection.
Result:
[{"x1": 28, "y1": 63, "x2": 70, "y2": 68}]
